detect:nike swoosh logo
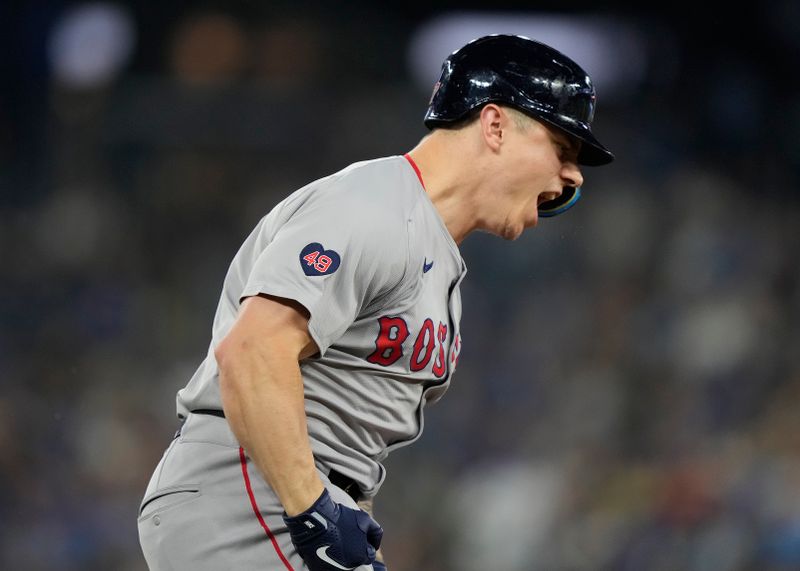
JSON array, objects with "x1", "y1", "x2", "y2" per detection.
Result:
[
  {"x1": 423, "y1": 259, "x2": 434, "y2": 273},
  {"x1": 315, "y1": 545, "x2": 356, "y2": 570}
]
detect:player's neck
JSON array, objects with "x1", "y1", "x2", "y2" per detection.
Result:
[{"x1": 406, "y1": 132, "x2": 485, "y2": 244}]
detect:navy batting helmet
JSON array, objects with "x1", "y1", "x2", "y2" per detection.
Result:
[{"x1": 424, "y1": 34, "x2": 614, "y2": 217}]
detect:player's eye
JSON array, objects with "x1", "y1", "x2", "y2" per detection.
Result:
[{"x1": 556, "y1": 140, "x2": 579, "y2": 163}]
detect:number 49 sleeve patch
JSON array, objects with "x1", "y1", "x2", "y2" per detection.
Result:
[{"x1": 299, "y1": 242, "x2": 341, "y2": 276}]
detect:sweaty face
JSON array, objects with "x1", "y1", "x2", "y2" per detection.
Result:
[{"x1": 487, "y1": 117, "x2": 584, "y2": 240}]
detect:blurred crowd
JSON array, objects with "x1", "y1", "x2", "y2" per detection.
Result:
[{"x1": 1, "y1": 2, "x2": 799, "y2": 570}]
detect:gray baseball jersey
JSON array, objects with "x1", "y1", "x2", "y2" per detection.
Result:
[{"x1": 176, "y1": 154, "x2": 466, "y2": 497}]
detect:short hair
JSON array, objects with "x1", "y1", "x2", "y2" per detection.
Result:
[
  {"x1": 431, "y1": 104, "x2": 536, "y2": 132},
  {"x1": 503, "y1": 106, "x2": 535, "y2": 132}
]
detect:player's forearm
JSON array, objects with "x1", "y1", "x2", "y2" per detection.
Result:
[{"x1": 218, "y1": 341, "x2": 324, "y2": 516}]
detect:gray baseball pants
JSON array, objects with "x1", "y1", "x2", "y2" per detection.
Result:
[{"x1": 137, "y1": 412, "x2": 377, "y2": 570}]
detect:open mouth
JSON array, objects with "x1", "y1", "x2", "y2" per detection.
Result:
[{"x1": 538, "y1": 187, "x2": 581, "y2": 218}]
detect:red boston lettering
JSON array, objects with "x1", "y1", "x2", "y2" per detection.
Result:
[
  {"x1": 410, "y1": 318, "x2": 435, "y2": 372},
  {"x1": 366, "y1": 316, "x2": 410, "y2": 366},
  {"x1": 432, "y1": 322, "x2": 448, "y2": 378}
]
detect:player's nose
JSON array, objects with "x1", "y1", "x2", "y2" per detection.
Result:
[{"x1": 561, "y1": 161, "x2": 584, "y2": 189}]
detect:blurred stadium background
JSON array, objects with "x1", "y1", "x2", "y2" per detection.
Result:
[{"x1": 2, "y1": 1, "x2": 800, "y2": 570}]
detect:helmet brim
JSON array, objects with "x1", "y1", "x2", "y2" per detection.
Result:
[
  {"x1": 535, "y1": 115, "x2": 614, "y2": 167},
  {"x1": 576, "y1": 133, "x2": 615, "y2": 166}
]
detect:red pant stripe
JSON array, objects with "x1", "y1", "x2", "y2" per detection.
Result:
[{"x1": 239, "y1": 447, "x2": 295, "y2": 571}]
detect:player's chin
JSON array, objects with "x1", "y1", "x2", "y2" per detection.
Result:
[
  {"x1": 500, "y1": 220, "x2": 527, "y2": 241},
  {"x1": 522, "y1": 210, "x2": 540, "y2": 231}
]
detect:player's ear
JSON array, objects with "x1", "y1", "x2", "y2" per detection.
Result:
[{"x1": 478, "y1": 104, "x2": 504, "y2": 152}]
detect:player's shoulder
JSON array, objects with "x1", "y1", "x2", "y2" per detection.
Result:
[
  {"x1": 315, "y1": 156, "x2": 418, "y2": 223},
  {"x1": 325, "y1": 155, "x2": 416, "y2": 201},
  {"x1": 330, "y1": 155, "x2": 408, "y2": 179},
  {"x1": 260, "y1": 156, "x2": 417, "y2": 243}
]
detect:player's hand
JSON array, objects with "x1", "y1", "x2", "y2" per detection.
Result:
[
  {"x1": 283, "y1": 488, "x2": 383, "y2": 571},
  {"x1": 372, "y1": 561, "x2": 387, "y2": 571}
]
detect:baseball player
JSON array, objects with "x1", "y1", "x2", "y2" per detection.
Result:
[{"x1": 137, "y1": 34, "x2": 613, "y2": 571}]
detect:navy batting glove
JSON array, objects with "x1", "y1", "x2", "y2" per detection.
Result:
[
  {"x1": 372, "y1": 561, "x2": 387, "y2": 571},
  {"x1": 283, "y1": 489, "x2": 383, "y2": 571}
]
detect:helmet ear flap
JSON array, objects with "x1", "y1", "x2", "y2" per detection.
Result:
[{"x1": 538, "y1": 187, "x2": 581, "y2": 217}]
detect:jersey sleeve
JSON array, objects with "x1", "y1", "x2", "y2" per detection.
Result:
[{"x1": 240, "y1": 185, "x2": 409, "y2": 356}]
